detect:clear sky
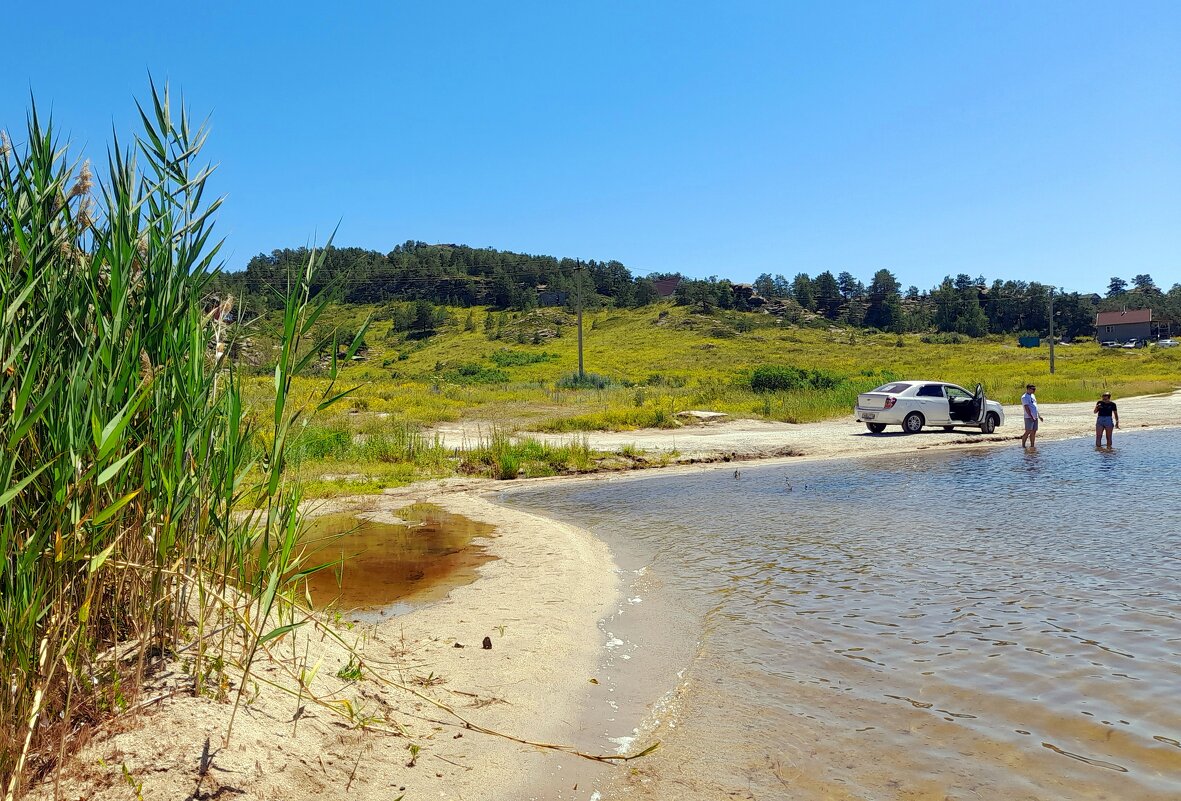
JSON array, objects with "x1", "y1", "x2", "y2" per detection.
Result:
[{"x1": 2, "y1": 1, "x2": 1179, "y2": 292}]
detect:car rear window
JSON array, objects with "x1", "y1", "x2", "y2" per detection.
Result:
[{"x1": 872, "y1": 382, "x2": 911, "y2": 393}]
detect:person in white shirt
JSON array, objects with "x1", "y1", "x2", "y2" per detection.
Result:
[{"x1": 1020, "y1": 383, "x2": 1043, "y2": 448}]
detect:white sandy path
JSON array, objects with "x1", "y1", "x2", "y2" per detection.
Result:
[{"x1": 431, "y1": 390, "x2": 1181, "y2": 465}]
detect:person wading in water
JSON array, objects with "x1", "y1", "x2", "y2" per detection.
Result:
[
  {"x1": 1020, "y1": 384, "x2": 1043, "y2": 448},
  {"x1": 1094, "y1": 391, "x2": 1119, "y2": 448}
]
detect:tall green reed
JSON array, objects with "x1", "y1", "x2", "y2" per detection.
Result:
[{"x1": 0, "y1": 85, "x2": 359, "y2": 796}]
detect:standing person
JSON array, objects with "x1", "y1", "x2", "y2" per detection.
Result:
[
  {"x1": 1094, "y1": 391, "x2": 1119, "y2": 448},
  {"x1": 1020, "y1": 384, "x2": 1043, "y2": 448}
]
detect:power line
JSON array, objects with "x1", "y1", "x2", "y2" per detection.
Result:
[{"x1": 215, "y1": 263, "x2": 635, "y2": 286}]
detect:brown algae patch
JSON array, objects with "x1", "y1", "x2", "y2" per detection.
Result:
[{"x1": 299, "y1": 503, "x2": 495, "y2": 611}]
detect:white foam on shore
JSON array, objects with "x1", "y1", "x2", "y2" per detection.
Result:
[{"x1": 608, "y1": 731, "x2": 639, "y2": 754}]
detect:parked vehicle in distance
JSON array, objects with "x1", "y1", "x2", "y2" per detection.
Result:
[
  {"x1": 1100, "y1": 341, "x2": 1119, "y2": 348},
  {"x1": 1156, "y1": 338, "x2": 1179, "y2": 348},
  {"x1": 855, "y1": 381, "x2": 1005, "y2": 434},
  {"x1": 1122, "y1": 339, "x2": 1147, "y2": 349}
]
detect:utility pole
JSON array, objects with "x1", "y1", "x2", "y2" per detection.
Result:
[
  {"x1": 1048, "y1": 287, "x2": 1055, "y2": 375},
  {"x1": 575, "y1": 260, "x2": 585, "y2": 381}
]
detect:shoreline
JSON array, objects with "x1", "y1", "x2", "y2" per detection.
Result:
[
  {"x1": 424, "y1": 389, "x2": 1181, "y2": 496},
  {"x1": 522, "y1": 388, "x2": 1181, "y2": 465},
  {"x1": 37, "y1": 491, "x2": 624, "y2": 801},
  {"x1": 35, "y1": 391, "x2": 1181, "y2": 800}
]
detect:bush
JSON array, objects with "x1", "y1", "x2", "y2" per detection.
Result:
[
  {"x1": 556, "y1": 372, "x2": 613, "y2": 389},
  {"x1": 750, "y1": 365, "x2": 805, "y2": 391},
  {"x1": 444, "y1": 363, "x2": 509, "y2": 384},
  {"x1": 645, "y1": 373, "x2": 687, "y2": 388},
  {"x1": 749, "y1": 365, "x2": 843, "y2": 393},
  {"x1": 808, "y1": 370, "x2": 841, "y2": 390},
  {"x1": 460, "y1": 429, "x2": 595, "y2": 479},
  {"x1": 919, "y1": 332, "x2": 967, "y2": 344},
  {"x1": 489, "y1": 349, "x2": 558, "y2": 367},
  {"x1": 290, "y1": 424, "x2": 353, "y2": 460}
]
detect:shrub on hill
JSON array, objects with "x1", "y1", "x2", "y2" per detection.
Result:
[
  {"x1": 489, "y1": 349, "x2": 558, "y2": 367},
  {"x1": 557, "y1": 372, "x2": 613, "y2": 389},
  {"x1": 750, "y1": 365, "x2": 842, "y2": 393},
  {"x1": 920, "y1": 332, "x2": 967, "y2": 344},
  {"x1": 444, "y1": 363, "x2": 510, "y2": 384}
]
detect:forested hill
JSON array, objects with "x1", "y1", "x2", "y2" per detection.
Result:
[
  {"x1": 211, "y1": 241, "x2": 1180, "y2": 340},
  {"x1": 216, "y1": 241, "x2": 664, "y2": 311}
]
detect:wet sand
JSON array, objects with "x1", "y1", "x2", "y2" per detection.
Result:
[
  {"x1": 298, "y1": 505, "x2": 496, "y2": 612},
  {"x1": 36, "y1": 390, "x2": 1181, "y2": 800}
]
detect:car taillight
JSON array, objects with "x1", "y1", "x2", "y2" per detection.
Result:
[{"x1": 884, "y1": 396, "x2": 897, "y2": 409}]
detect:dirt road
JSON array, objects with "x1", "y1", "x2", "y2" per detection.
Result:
[{"x1": 431, "y1": 390, "x2": 1181, "y2": 464}]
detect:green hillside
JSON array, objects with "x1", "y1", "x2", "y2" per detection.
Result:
[{"x1": 231, "y1": 300, "x2": 1179, "y2": 493}]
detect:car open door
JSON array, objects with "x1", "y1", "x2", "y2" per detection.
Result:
[{"x1": 973, "y1": 383, "x2": 987, "y2": 424}]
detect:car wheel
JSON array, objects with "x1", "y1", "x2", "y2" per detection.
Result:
[
  {"x1": 866, "y1": 423, "x2": 886, "y2": 433},
  {"x1": 902, "y1": 412, "x2": 924, "y2": 434},
  {"x1": 942, "y1": 426, "x2": 955, "y2": 432},
  {"x1": 981, "y1": 413, "x2": 998, "y2": 434}
]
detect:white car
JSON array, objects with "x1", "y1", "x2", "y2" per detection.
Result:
[
  {"x1": 855, "y1": 381, "x2": 1005, "y2": 434},
  {"x1": 1156, "y1": 338, "x2": 1178, "y2": 348}
]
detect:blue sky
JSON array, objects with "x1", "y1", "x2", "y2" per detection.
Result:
[{"x1": 2, "y1": 1, "x2": 1179, "y2": 292}]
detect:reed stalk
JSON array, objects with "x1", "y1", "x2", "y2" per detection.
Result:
[{"x1": 0, "y1": 84, "x2": 356, "y2": 796}]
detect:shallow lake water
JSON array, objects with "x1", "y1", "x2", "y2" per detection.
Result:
[
  {"x1": 299, "y1": 503, "x2": 494, "y2": 614},
  {"x1": 507, "y1": 430, "x2": 1181, "y2": 799}
]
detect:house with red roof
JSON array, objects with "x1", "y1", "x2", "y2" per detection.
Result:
[{"x1": 1096, "y1": 308, "x2": 1152, "y2": 343}]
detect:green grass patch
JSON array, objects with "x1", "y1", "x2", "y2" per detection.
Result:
[
  {"x1": 535, "y1": 406, "x2": 680, "y2": 432},
  {"x1": 556, "y1": 371, "x2": 614, "y2": 389},
  {"x1": 459, "y1": 429, "x2": 597, "y2": 478},
  {"x1": 489, "y1": 349, "x2": 558, "y2": 367},
  {"x1": 443, "y1": 363, "x2": 510, "y2": 384}
]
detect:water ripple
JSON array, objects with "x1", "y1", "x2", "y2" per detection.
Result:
[{"x1": 512, "y1": 430, "x2": 1181, "y2": 798}]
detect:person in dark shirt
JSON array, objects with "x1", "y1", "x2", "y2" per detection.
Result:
[{"x1": 1094, "y1": 392, "x2": 1119, "y2": 448}]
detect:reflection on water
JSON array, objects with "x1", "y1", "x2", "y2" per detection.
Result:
[
  {"x1": 300, "y1": 504, "x2": 494, "y2": 612},
  {"x1": 511, "y1": 431, "x2": 1181, "y2": 799}
]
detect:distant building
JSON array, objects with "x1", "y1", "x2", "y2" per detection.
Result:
[
  {"x1": 537, "y1": 289, "x2": 569, "y2": 307},
  {"x1": 1096, "y1": 308, "x2": 1152, "y2": 342}
]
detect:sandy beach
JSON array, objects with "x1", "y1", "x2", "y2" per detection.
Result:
[
  {"x1": 35, "y1": 390, "x2": 1181, "y2": 801},
  {"x1": 34, "y1": 492, "x2": 621, "y2": 801}
]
